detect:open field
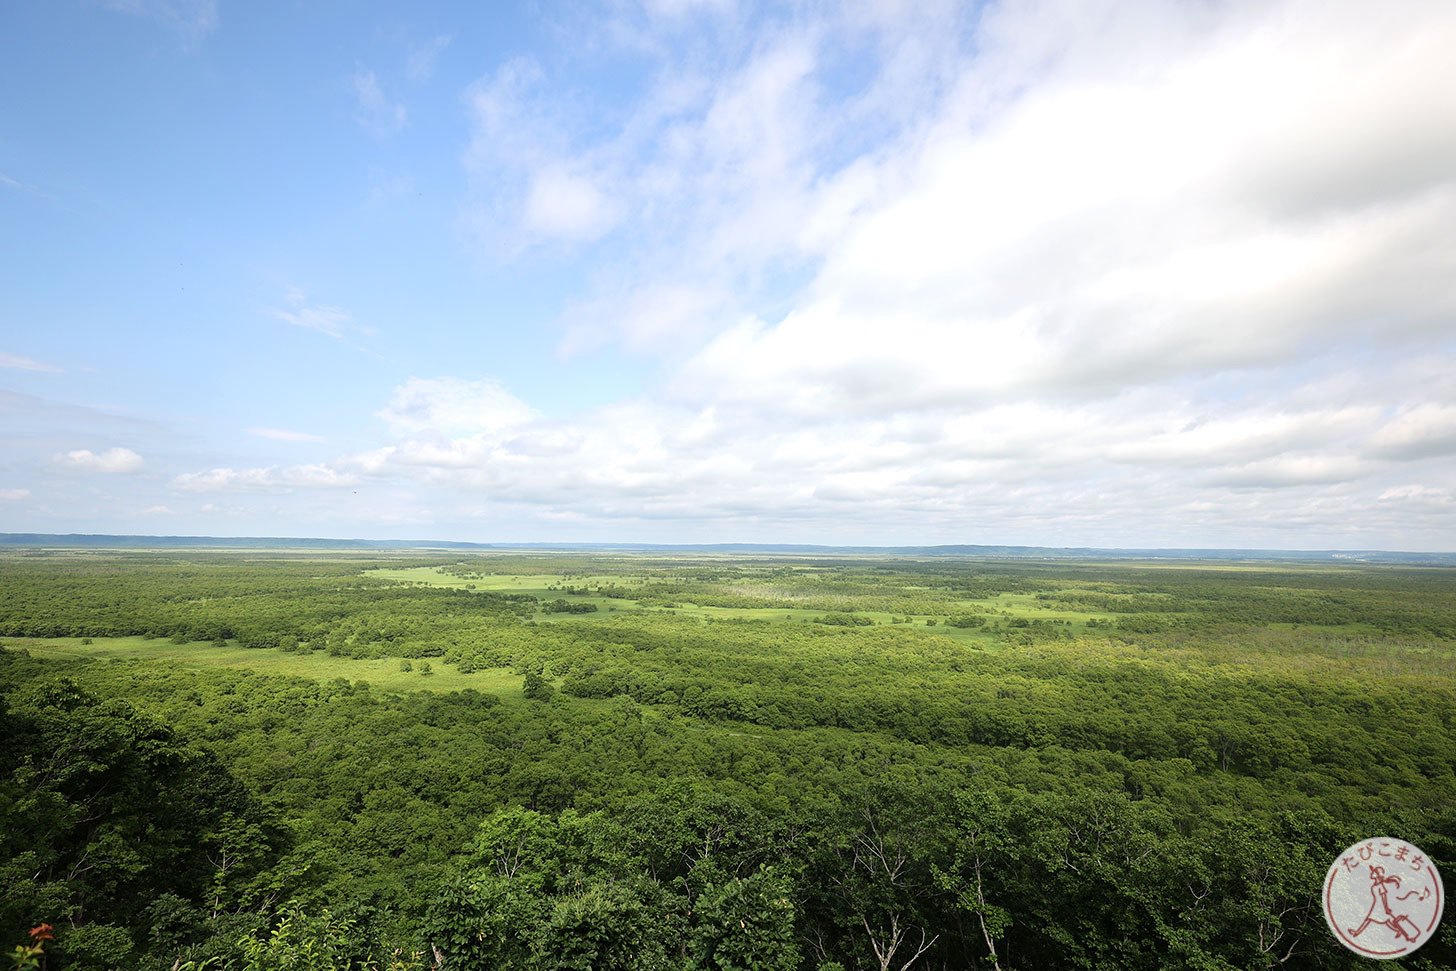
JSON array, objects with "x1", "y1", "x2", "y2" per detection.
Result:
[
  {"x1": 4, "y1": 635, "x2": 523, "y2": 697},
  {"x1": 364, "y1": 564, "x2": 1125, "y2": 634}
]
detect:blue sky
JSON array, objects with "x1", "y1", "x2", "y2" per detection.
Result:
[{"x1": 3, "y1": 0, "x2": 1456, "y2": 548}]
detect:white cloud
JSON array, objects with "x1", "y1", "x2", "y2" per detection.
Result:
[
  {"x1": 663, "y1": 0, "x2": 1456, "y2": 416},
  {"x1": 260, "y1": 339, "x2": 1456, "y2": 545},
  {"x1": 61, "y1": 448, "x2": 145, "y2": 474},
  {"x1": 523, "y1": 167, "x2": 622, "y2": 242},
  {"x1": 352, "y1": 70, "x2": 408, "y2": 136},
  {"x1": 1369, "y1": 404, "x2": 1456, "y2": 461},
  {"x1": 0, "y1": 352, "x2": 62, "y2": 373},
  {"x1": 0, "y1": 488, "x2": 30, "y2": 501},
  {"x1": 375, "y1": 377, "x2": 538, "y2": 437},
  {"x1": 461, "y1": 0, "x2": 1456, "y2": 380},
  {"x1": 1204, "y1": 455, "x2": 1369, "y2": 490},
  {"x1": 249, "y1": 427, "x2": 325, "y2": 443},
  {"x1": 270, "y1": 288, "x2": 353, "y2": 339},
  {"x1": 155, "y1": 0, "x2": 1456, "y2": 547},
  {"x1": 103, "y1": 0, "x2": 217, "y2": 46},
  {"x1": 1378, "y1": 484, "x2": 1450, "y2": 503},
  {"x1": 460, "y1": 9, "x2": 954, "y2": 348},
  {"x1": 172, "y1": 464, "x2": 358, "y2": 493}
]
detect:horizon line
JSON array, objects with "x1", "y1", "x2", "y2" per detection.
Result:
[{"x1": 1, "y1": 532, "x2": 1453, "y2": 560}]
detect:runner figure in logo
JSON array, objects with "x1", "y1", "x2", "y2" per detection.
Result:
[{"x1": 1325, "y1": 838, "x2": 1444, "y2": 959}]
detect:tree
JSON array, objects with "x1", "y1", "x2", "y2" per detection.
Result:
[
  {"x1": 0, "y1": 674, "x2": 279, "y2": 965},
  {"x1": 522, "y1": 671, "x2": 554, "y2": 702},
  {"x1": 687, "y1": 866, "x2": 800, "y2": 971}
]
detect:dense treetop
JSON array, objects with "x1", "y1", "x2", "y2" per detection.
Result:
[{"x1": 3, "y1": 551, "x2": 1454, "y2": 968}]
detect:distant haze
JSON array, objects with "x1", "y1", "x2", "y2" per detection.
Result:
[
  {"x1": 3, "y1": 534, "x2": 1452, "y2": 567},
  {"x1": 3, "y1": 1, "x2": 1455, "y2": 548}
]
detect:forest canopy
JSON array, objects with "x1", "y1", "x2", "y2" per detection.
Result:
[{"x1": 2, "y1": 550, "x2": 1454, "y2": 969}]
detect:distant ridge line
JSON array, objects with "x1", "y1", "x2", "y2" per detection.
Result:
[{"x1": 1, "y1": 533, "x2": 1453, "y2": 564}]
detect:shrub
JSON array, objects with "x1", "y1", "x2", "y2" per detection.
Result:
[
  {"x1": 948, "y1": 615, "x2": 987, "y2": 628},
  {"x1": 523, "y1": 671, "x2": 555, "y2": 701}
]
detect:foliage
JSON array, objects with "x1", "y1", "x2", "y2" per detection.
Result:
[
  {"x1": 522, "y1": 671, "x2": 555, "y2": 702},
  {"x1": 0, "y1": 664, "x2": 280, "y2": 967},
  {"x1": 2, "y1": 550, "x2": 1455, "y2": 968}
]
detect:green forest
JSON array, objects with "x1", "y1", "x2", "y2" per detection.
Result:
[{"x1": 2, "y1": 549, "x2": 1454, "y2": 969}]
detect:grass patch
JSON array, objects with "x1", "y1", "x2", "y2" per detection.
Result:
[
  {"x1": 5, "y1": 636, "x2": 524, "y2": 698},
  {"x1": 366, "y1": 566, "x2": 572, "y2": 594},
  {"x1": 365, "y1": 567, "x2": 1120, "y2": 633}
]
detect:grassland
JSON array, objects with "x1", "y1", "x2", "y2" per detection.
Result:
[
  {"x1": 363, "y1": 563, "x2": 1122, "y2": 637},
  {"x1": 6, "y1": 635, "x2": 523, "y2": 698}
]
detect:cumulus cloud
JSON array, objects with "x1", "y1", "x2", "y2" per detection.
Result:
[
  {"x1": 61, "y1": 448, "x2": 144, "y2": 474},
  {"x1": 376, "y1": 377, "x2": 538, "y2": 437},
  {"x1": 174, "y1": 0, "x2": 1456, "y2": 547},
  {"x1": 657, "y1": 0, "x2": 1456, "y2": 416},
  {"x1": 172, "y1": 464, "x2": 358, "y2": 493},
  {"x1": 422, "y1": 0, "x2": 1456, "y2": 545},
  {"x1": 458, "y1": 0, "x2": 1456, "y2": 406},
  {"x1": 523, "y1": 167, "x2": 622, "y2": 242},
  {"x1": 250, "y1": 346, "x2": 1456, "y2": 545}
]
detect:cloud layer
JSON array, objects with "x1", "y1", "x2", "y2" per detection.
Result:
[
  {"x1": 171, "y1": 0, "x2": 1452, "y2": 546},
  {"x1": 62, "y1": 448, "x2": 145, "y2": 474},
  {"x1": 14, "y1": 0, "x2": 1456, "y2": 547}
]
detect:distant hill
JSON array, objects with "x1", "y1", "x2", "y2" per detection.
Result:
[
  {"x1": 2, "y1": 533, "x2": 1453, "y2": 564},
  {"x1": 0, "y1": 533, "x2": 488, "y2": 551}
]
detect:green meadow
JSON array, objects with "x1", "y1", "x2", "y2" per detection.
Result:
[
  {"x1": 7, "y1": 635, "x2": 523, "y2": 698},
  {"x1": 364, "y1": 564, "x2": 1123, "y2": 634}
]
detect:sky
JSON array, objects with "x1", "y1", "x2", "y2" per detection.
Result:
[{"x1": 2, "y1": 0, "x2": 1455, "y2": 549}]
